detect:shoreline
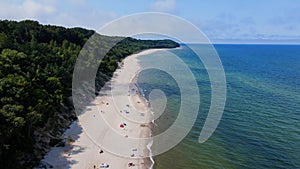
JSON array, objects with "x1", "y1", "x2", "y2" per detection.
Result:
[
  {"x1": 38, "y1": 48, "x2": 166, "y2": 169},
  {"x1": 130, "y1": 67, "x2": 154, "y2": 169},
  {"x1": 120, "y1": 48, "x2": 167, "y2": 168}
]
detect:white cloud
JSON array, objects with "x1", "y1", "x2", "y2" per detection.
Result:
[
  {"x1": 50, "y1": 10, "x2": 118, "y2": 30},
  {"x1": 23, "y1": 0, "x2": 56, "y2": 17},
  {"x1": 0, "y1": 0, "x2": 117, "y2": 30},
  {"x1": 0, "y1": 0, "x2": 56, "y2": 20},
  {"x1": 66, "y1": 0, "x2": 86, "y2": 6},
  {"x1": 150, "y1": 0, "x2": 176, "y2": 13}
]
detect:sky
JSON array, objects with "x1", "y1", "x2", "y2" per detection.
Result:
[{"x1": 1, "y1": 0, "x2": 300, "y2": 44}]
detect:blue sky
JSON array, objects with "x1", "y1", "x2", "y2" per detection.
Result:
[{"x1": 1, "y1": 0, "x2": 300, "y2": 44}]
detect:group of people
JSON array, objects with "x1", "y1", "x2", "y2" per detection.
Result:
[
  {"x1": 92, "y1": 149, "x2": 136, "y2": 168},
  {"x1": 93, "y1": 163, "x2": 109, "y2": 168},
  {"x1": 92, "y1": 162, "x2": 135, "y2": 168}
]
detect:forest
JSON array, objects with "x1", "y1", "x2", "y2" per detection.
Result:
[{"x1": 0, "y1": 20, "x2": 179, "y2": 168}]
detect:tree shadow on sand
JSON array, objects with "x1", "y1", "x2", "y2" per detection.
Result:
[{"x1": 36, "y1": 121, "x2": 86, "y2": 169}]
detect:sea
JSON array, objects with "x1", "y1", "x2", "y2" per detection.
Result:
[{"x1": 136, "y1": 44, "x2": 300, "y2": 169}]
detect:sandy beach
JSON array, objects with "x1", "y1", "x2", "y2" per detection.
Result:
[{"x1": 39, "y1": 49, "x2": 163, "y2": 169}]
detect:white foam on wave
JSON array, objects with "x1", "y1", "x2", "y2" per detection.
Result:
[{"x1": 147, "y1": 133, "x2": 154, "y2": 169}]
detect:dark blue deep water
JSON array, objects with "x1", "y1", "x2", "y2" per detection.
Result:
[{"x1": 137, "y1": 44, "x2": 300, "y2": 169}]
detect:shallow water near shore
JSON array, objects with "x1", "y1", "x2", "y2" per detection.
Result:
[{"x1": 137, "y1": 44, "x2": 300, "y2": 169}]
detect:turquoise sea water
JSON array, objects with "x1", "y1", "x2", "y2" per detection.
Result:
[{"x1": 137, "y1": 45, "x2": 300, "y2": 169}]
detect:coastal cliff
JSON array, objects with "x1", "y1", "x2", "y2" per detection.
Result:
[{"x1": 0, "y1": 20, "x2": 179, "y2": 169}]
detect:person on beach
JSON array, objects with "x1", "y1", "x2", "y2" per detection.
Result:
[{"x1": 128, "y1": 162, "x2": 135, "y2": 167}]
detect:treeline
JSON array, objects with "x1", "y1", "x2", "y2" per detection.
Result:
[
  {"x1": 95, "y1": 37, "x2": 179, "y2": 90},
  {"x1": 0, "y1": 20, "x2": 179, "y2": 168}
]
